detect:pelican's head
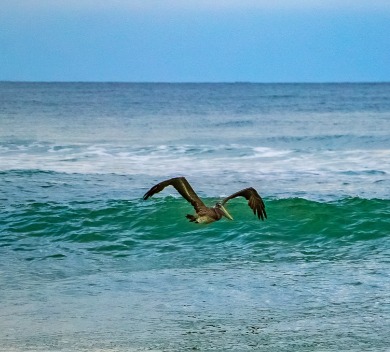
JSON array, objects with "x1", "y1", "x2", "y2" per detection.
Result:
[{"x1": 215, "y1": 202, "x2": 234, "y2": 220}]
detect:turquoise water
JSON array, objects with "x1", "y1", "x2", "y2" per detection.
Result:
[{"x1": 1, "y1": 82, "x2": 390, "y2": 351}]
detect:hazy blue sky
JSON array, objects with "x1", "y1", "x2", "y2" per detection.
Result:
[{"x1": 1, "y1": 0, "x2": 390, "y2": 82}]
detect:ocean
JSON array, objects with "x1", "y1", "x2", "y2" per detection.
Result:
[{"x1": 0, "y1": 82, "x2": 389, "y2": 351}]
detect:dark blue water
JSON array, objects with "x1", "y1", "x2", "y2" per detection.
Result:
[{"x1": 0, "y1": 82, "x2": 389, "y2": 351}]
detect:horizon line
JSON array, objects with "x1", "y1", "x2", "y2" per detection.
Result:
[{"x1": 1, "y1": 80, "x2": 390, "y2": 85}]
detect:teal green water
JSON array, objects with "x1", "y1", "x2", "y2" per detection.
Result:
[
  {"x1": 2, "y1": 180, "x2": 390, "y2": 351},
  {"x1": 3, "y1": 197, "x2": 389, "y2": 265},
  {"x1": 2, "y1": 197, "x2": 390, "y2": 351}
]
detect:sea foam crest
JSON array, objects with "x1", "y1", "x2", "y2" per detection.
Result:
[
  {"x1": 1, "y1": 142, "x2": 389, "y2": 199},
  {"x1": 1, "y1": 142, "x2": 389, "y2": 176}
]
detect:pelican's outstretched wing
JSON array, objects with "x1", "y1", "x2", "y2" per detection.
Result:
[
  {"x1": 143, "y1": 177, "x2": 206, "y2": 212},
  {"x1": 222, "y1": 187, "x2": 267, "y2": 220}
]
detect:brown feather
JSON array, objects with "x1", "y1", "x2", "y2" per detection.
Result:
[
  {"x1": 143, "y1": 177, "x2": 206, "y2": 213},
  {"x1": 222, "y1": 187, "x2": 267, "y2": 221}
]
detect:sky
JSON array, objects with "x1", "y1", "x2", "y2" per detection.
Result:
[{"x1": 1, "y1": 0, "x2": 390, "y2": 82}]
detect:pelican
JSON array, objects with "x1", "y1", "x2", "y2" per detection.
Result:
[{"x1": 143, "y1": 177, "x2": 267, "y2": 224}]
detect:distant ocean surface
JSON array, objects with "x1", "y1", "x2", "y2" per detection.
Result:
[{"x1": 1, "y1": 82, "x2": 389, "y2": 351}]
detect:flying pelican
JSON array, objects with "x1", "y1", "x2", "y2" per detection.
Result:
[{"x1": 143, "y1": 177, "x2": 267, "y2": 224}]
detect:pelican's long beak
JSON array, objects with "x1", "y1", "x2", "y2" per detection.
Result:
[{"x1": 220, "y1": 204, "x2": 233, "y2": 220}]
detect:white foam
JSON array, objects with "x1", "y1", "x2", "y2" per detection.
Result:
[{"x1": 1, "y1": 143, "x2": 389, "y2": 199}]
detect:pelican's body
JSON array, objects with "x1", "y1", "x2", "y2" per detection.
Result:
[
  {"x1": 185, "y1": 202, "x2": 232, "y2": 224},
  {"x1": 143, "y1": 177, "x2": 267, "y2": 224}
]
